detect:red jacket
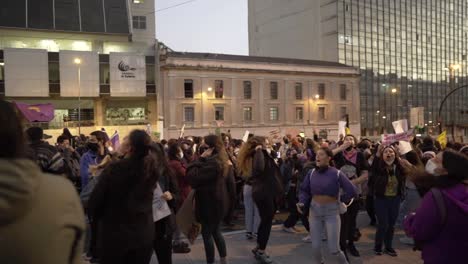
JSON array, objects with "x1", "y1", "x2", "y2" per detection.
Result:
[{"x1": 169, "y1": 159, "x2": 191, "y2": 208}]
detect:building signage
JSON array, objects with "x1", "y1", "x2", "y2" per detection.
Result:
[{"x1": 110, "y1": 53, "x2": 146, "y2": 97}]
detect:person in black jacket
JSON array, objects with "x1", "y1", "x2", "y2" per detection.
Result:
[
  {"x1": 88, "y1": 130, "x2": 159, "y2": 264},
  {"x1": 187, "y1": 135, "x2": 236, "y2": 264},
  {"x1": 150, "y1": 143, "x2": 179, "y2": 264},
  {"x1": 238, "y1": 136, "x2": 282, "y2": 264},
  {"x1": 369, "y1": 145, "x2": 406, "y2": 257}
]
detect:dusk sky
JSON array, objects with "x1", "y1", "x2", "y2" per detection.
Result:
[{"x1": 155, "y1": 0, "x2": 249, "y2": 55}]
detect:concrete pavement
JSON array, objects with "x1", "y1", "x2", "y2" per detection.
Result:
[{"x1": 157, "y1": 213, "x2": 423, "y2": 264}]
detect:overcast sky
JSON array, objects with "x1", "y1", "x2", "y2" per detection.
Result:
[{"x1": 155, "y1": 0, "x2": 248, "y2": 55}]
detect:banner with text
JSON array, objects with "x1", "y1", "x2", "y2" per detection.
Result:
[
  {"x1": 110, "y1": 53, "x2": 146, "y2": 97},
  {"x1": 381, "y1": 129, "x2": 414, "y2": 145}
]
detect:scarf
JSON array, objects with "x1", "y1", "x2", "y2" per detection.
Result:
[{"x1": 343, "y1": 149, "x2": 358, "y2": 165}]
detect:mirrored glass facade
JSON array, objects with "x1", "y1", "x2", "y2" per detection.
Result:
[{"x1": 337, "y1": 0, "x2": 468, "y2": 134}]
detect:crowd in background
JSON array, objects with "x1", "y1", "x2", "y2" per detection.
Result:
[{"x1": 1, "y1": 99, "x2": 468, "y2": 264}]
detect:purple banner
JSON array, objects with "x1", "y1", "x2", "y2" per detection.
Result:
[{"x1": 14, "y1": 102, "x2": 55, "y2": 122}]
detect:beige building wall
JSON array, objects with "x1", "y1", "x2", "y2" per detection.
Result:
[
  {"x1": 248, "y1": 0, "x2": 339, "y2": 62},
  {"x1": 161, "y1": 54, "x2": 360, "y2": 139}
]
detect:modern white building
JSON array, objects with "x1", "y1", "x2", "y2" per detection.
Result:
[
  {"x1": 0, "y1": 0, "x2": 161, "y2": 133},
  {"x1": 249, "y1": 0, "x2": 468, "y2": 138},
  {"x1": 160, "y1": 51, "x2": 361, "y2": 139}
]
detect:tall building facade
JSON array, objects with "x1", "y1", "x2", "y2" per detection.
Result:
[
  {"x1": 160, "y1": 51, "x2": 360, "y2": 139},
  {"x1": 249, "y1": 0, "x2": 468, "y2": 137},
  {"x1": 0, "y1": 0, "x2": 161, "y2": 132}
]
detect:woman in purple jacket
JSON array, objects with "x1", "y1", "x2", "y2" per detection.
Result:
[
  {"x1": 298, "y1": 148, "x2": 357, "y2": 264},
  {"x1": 404, "y1": 150, "x2": 468, "y2": 264}
]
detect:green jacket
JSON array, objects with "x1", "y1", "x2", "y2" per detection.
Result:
[{"x1": 0, "y1": 159, "x2": 85, "y2": 264}]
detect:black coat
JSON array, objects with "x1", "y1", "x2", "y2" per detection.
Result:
[
  {"x1": 369, "y1": 157, "x2": 406, "y2": 198},
  {"x1": 88, "y1": 158, "x2": 155, "y2": 254},
  {"x1": 187, "y1": 155, "x2": 236, "y2": 225},
  {"x1": 251, "y1": 149, "x2": 283, "y2": 202}
]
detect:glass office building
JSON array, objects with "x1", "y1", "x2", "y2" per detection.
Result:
[{"x1": 337, "y1": 0, "x2": 468, "y2": 134}]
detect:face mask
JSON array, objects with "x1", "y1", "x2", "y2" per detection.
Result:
[
  {"x1": 425, "y1": 159, "x2": 440, "y2": 176},
  {"x1": 178, "y1": 152, "x2": 184, "y2": 159},
  {"x1": 87, "y1": 143, "x2": 99, "y2": 152}
]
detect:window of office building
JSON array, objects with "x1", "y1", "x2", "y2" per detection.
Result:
[
  {"x1": 243, "y1": 107, "x2": 252, "y2": 121},
  {"x1": 215, "y1": 80, "x2": 224, "y2": 98},
  {"x1": 295, "y1": 82, "x2": 303, "y2": 100},
  {"x1": 49, "y1": 62, "x2": 60, "y2": 84},
  {"x1": 184, "y1": 79, "x2": 194, "y2": 98},
  {"x1": 318, "y1": 107, "x2": 326, "y2": 120},
  {"x1": 270, "y1": 81, "x2": 278, "y2": 99},
  {"x1": 132, "y1": 16, "x2": 146, "y2": 29},
  {"x1": 243, "y1": 81, "x2": 252, "y2": 99},
  {"x1": 184, "y1": 106, "x2": 194, "y2": 122},
  {"x1": 295, "y1": 107, "x2": 304, "y2": 121},
  {"x1": 270, "y1": 107, "x2": 279, "y2": 121},
  {"x1": 215, "y1": 106, "x2": 224, "y2": 121},
  {"x1": 340, "y1": 84, "x2": 347, "y2": 100},
  {"x1": 318, "y1": 83, "x2": 325, "y2": 99}
]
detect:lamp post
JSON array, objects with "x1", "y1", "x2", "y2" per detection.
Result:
[
  {"x1": 439, "y1": 64, "x2": 461, "y2": 134},
  {"x1": 391, "y1": 88, "x2": 397, "y2": 121},
  {"x1": 74, "y1": 58, "x2": 81, "y2": 134}
]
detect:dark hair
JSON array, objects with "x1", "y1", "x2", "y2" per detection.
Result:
[
  {"x1": 422, "y1": 136, "x2": 434, "y2": 146},
  {"x1": 57, "y1": 135, "x2": 68, "y2": 144},
  {"x1": 90, "y1": 131, "x2": 107, "y2": 143},
  {"x1": 160, "y1": 139, "x2": 168, "y2": 145},
  {"x1": 62, "y1": 128, "x2": 73, "y2": 139},
  {"x1": 128, "y1": 130, "x2": 159, "y2": 192},
  {"x1": 317, "y1": 147, "x2": 335, "y2": 167},
  {"x1": 26, "y1": 127, "x2": 43, "y2": 142},
  {"x1": 204, "y1": 134, "x2": 229, "y2": 176},
  {"x1": 404, "y1": 150, "x2": 424, "y2": 169},
  {"x1": 167, "y1": 142, "x2": 181, "y2": 160},
  {"x1": 441, "y1": 150, "x2": 468, "y2": 184},
  {"x1": 0, "y1": 100, "x2": 25, "y2": 158},
  {"x1": 129, "y1": 130, "x2": 151, "y2": 159}
]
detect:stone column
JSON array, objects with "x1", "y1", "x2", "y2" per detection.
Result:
[
  {"x1": 258, "y1": 78, "x2": 265, "y2": 125},
  {"x1": 93, "y1": 98, "x2": 105, "y2": 127},
  {"x1": 231, "y1": 78, "x2": 238, "y2": 126}
]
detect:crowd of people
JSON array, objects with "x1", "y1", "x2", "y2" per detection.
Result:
[{"x1": 1, "y1": 98, "x2": 468, "y2": 264}]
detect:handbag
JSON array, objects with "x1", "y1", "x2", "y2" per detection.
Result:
[{"x1": 176, "y1": 189, "x2": 201, "y2": 244}]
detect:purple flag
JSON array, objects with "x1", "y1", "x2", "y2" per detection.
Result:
[
  {"x1": 14, "y1": 102, "x2": 55, "y2": 122},
  {"x1": 110, "y1": 130, "x2": 120, "y2": 150}
]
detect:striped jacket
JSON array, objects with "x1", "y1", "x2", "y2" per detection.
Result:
[{"x1": 27, "y1": 141, "x2": 65, "y2": 175}]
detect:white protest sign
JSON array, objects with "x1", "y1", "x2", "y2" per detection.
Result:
[
  {"x1": 338, "y1": 121, "x2": 347, "y2": 140},
  {"x1": 179, "y1": 124, "x2": 185, "y2": 139},
  {"x1": 152, "y1": 184, "x2": 172, "y2": 222},
  {"x1": 381, "y1": 129, "x2": 414, "y2": 145},
  {"x1": 242, "y1": 130, "x2": 250, "y2": 142},
  {"x1": 392, "y1": 119, "x2": 413, "y2": 155}
]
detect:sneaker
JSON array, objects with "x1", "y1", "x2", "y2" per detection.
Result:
[
  {"x1": 384, "y1": 248, "x2": 398, "y2": 257},
  {"x1": 399, "y1": 236, "x2": 414, "y2": 245},
  {"x1": 374, "y1": 249, "x2": 383, "y2": 256},
  {"x1": 282, "y1": 226, "x2": 296, "y2": 233},
  {"x1": 292, "y1": 226, "x2": 301, "y2": 232},
  {"x1": 302, "y1": 235, "x2": 312, "y2": 243},
  {"x1": 255, "y1": 252, "x2": 273, "y2": 264},
  {"x1": 246, "y1": 232, "x2": 254, "y2": 240},
  {"x1": 348, "y1": 243, "x2": 360, "y2": 257}
]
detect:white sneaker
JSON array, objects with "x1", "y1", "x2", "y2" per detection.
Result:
[
  {"x1": 282, "y1": 226, "x2": 296, "y2": 233},
  {"x1": 302, "y1": 235, "x2": 312, "y2": 243},
  {"x1": 399, "y1": 236, "x2": 414, "y2": 245}
]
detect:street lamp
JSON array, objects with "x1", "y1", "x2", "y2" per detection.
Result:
[
  {"x1": 391, "y1": 88, "x2": 397, "y2": 94},
  {"x1": 207, "y1": 87, "x2": 213, "y2": 92},
  {"x1": 440, "y1": 63, "x2": 461, "y2": 133},
  {"x1": 314, "y1": 94, "x2": 320, "y2": 99},
  {"x1": 74, "y1": 58, "x2": 81, "y2": 134}
]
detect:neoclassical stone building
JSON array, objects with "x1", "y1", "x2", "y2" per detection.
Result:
[{"x1": 160, "y1": 52, "x2": 361, "y2": 140}]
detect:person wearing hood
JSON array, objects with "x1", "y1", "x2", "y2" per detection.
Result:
[
  {"x1": 404, "y1": 150, "x2": 468, "y2": 264},
  {"x1": 26, "y1": 126, "x2": 65, "y2": 175},
  {"x1": 0, "y1": 100, "x2": 85, "y2": 264}
]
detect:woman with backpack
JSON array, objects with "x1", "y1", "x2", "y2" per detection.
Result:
[
  {"x1": 186, "y1": 135, "x2": 236, "y2": 264},
  {"x1": 369, "y1": 145, "x2": 406, "y2": 257},
  {"x1": 404, "y1": 150, "x2": 468, "y2": 264},
  {"x1": 298, "y1": 147, "x2": 357, "y2": 264}
]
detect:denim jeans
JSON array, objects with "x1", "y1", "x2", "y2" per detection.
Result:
[
  {"x1": 200, "y1": 221, "x2": 227, "y2": 264},
  {"x1": 374, "y1": 196, "x2": 401, "y2": 250},
  {"x1": 309, "y1": 201, "x2": 349, "y2": 264},
  {"x1": 396, "y1": 188, "x2": 421, "y2": 227},
  {"x1": 243, "y1": 185, "x2": 261, "y2": 234}
]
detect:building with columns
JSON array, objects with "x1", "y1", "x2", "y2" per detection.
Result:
[
  {"x1": 0, "y1": 0, "x2": 163, "y2": 136},
  {"x1": 160, "y1": 52, "x2": 361, "y2": 139}
]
